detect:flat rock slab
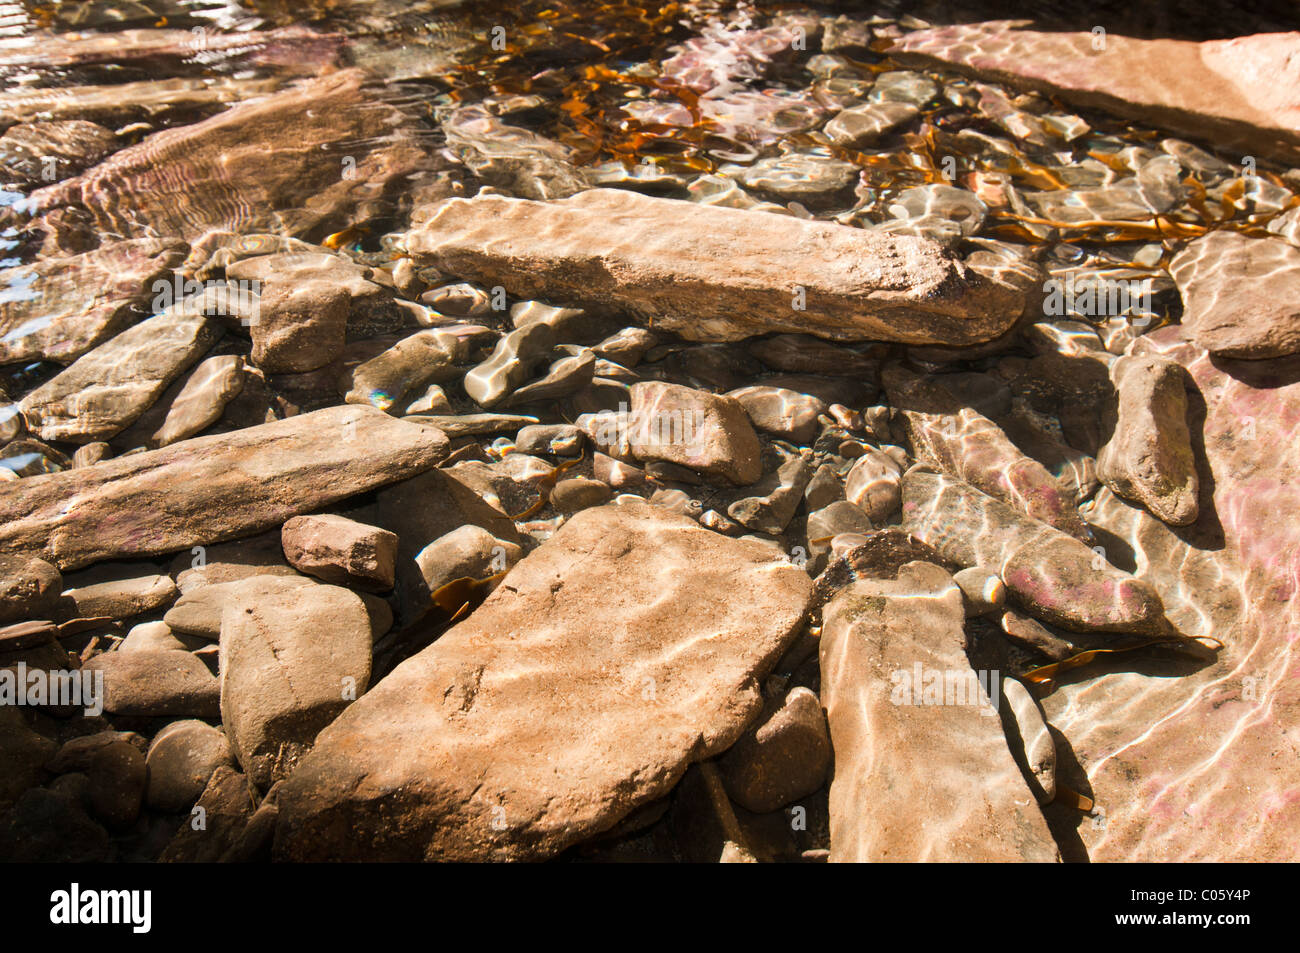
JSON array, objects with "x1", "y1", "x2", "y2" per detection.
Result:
[
  {"x1": 406, "y1": 188, "x2": 1022, "y2": 345},
  {"x1": 273, "y1": 500, "x2": 813, "y2": 861},
  {"x1": 0, "y1": 406, "x2": 448, "y2": 571},
  {"x1": 1170, "y1": 232, "x2": 1300, "y2": 359},
  {"x1": 0, "y1": 238, "x2": 187, "y2": 365},
  {"x1": 23, "y1": 69, "x2": 425, "y2": 244},
  {"x1": 20, "y1": 295, "x2": 222, "y2": 443},
  {"x1": 821, "y1": 561, "x2": 1059, "y2": 862},
  {"x1": 890, "y1": 24, "x2": 1300, "y2": 163}
]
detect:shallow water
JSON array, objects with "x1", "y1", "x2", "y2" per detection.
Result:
[{"x1": 0, "y1": 1, "x2": 1297, "y2": 863}]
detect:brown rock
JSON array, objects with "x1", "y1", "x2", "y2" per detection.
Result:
[
  {"x1": 0, "y1": 238, "x2": 187, "y2": 365},
  {"x1": 273, "y1": 500, "x2": 812, "y2": 861},
  {"x1": 890, "y1": 25, "x2": 1300, "y2": 164},
  {"x1": 280, "y1": 515, "x2": 398, "y2": 591},
  {"x1": 0, "y1": 554, "x2": 61, "y2": 624},
  {"x1": 0, "y1": 405, "x2": 448, "y2": 571},
  {"x1": 82, "y1": 649, "x2": 220, "y2": 718},
  {"x1": 628, "y1": 381, "x2": 762, "y2": 485},
  {"x1": 821, "y1": 561, "x2": 1059, "y2": 861},
  {"x1": 406, "y1": 189, "x2": 1022, "y2": 345},
  {"x1": 1096, "y1": 354, "x2": 1199, "y2": 525},
  {"x1": 219, "y1": 579, "x2": 372, "y2": 789},
  {"x1": 1170, "y1": 232, "x2": 1300, "y2": 359},
  {"x1": 145, "y1": 720, "x2": 235, "y2": 813},
  {"x1": 86, "y1": 740, "x2": 147, "y2": 829},
  {"x1": 719, "y1": 686, "x2": 831, "y2": 814}
]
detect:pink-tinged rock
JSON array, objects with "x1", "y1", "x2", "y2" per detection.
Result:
[
  {"x1": 406, "y1": 189, "x2": 1023, "y2": 345},
  {"x1": 0, "y1": 239, "x2": 187, "y2": 365},
  {"x1": 0, "y1": 406, "x2": 448, "y2": 571},
  {"x1": 890, "y1": 24, "x2": 1300, "y2": 163},
  {"x1": 1043, "y1": 326, "x2": 1300, "y2": 861},
  {"x1": 884, "y1": 364, "x2": 1091, "y2": 539},
  {"x1": 1169, "y1": 232, "x2": 1300, "y2": 359},
  {"x1": 902, "y1": 467, "x2": 1166, "y2": 635},
  {"x1": 821, "y1": 561, "x2": 1058, "y2": 861},
  {"x1": 272, "y1": 500, "x2": 812, "y2": 861}
]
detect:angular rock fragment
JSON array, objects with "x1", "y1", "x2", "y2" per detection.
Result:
[
  {"x1": 281, "y1": 515, "x2": 398, "y2": 592},
  {"x1": 0, "y1": 554, "x2": 61, "y2": 624},
  {"x1": 821, "y1": 561, "x2": 1058, "y2": 861},
  {"x1": 727, "y1": 446, "x2": 815, "y2": 534},
  {"x1": 407, "y1": 189, "x2": 1022, "y2": 344},
  {"x1": 719, "y1": 686, "x2": 831, "y2": 814},
  {"x1": 273, "y1": 501, "x2": 812, "y2": 861},
  {"x1": 628, "y1": 381, "x2": 762, "y2": 485},
  {"x1": 219, "y1": 579, "x2": 372, "y2": 789},
  {"x1": 464, "y1": 324, "x2": 555, "y2": 409},
  {"x1": 0, "y1": 406, "x2": 448, "y2": 570},
  {"x1": 726, "y1": 385, "x2": 827, "y2": 444},
  {"x1": 1096, "y1": 354, "x2": 1199, "y2": 525},
  {"x1": 902, "y1": 467, "x2": 1166, "y2": 634},
  {"x1": 344, "y1": 329, "x2": 471, "y2": 411}
]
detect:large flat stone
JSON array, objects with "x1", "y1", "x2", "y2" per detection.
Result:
[
  {"x1": 0, "y1": 406, "x2": 448, "y2": 571},
  {"x1": 890, "y1": 25, "x2": 1300, "y2": 163},
  {"x1": 22, "y1": 69, "x2": 426, "y2": 244},
  {"x1": 0, "y1": 238, "x2": 187, "y2": 365},
  {"x1": 821, "y1": 561, "x2": 1058, "y2": 861},
  {"x1": 273, "y1": 500, "x2": 813, "y2": 861},
  {"x1": 406, "y1": 189, "x2": 1022, "y2": 344}
]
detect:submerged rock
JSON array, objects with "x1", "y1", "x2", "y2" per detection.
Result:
[
  {"x1": 821, "y1": 561, "x2": 1058, "y2": 861},
  {"x1": 1096, "y1": 354, "x2": 1199, "y2": 526},
  {"x1": 407, "y1": 189, "x2": 1023, "y2": 345},
  {"x1": 0, "y1": 239, "x2": 187, "y2": 365},
  {"x1": 273, "y1": 501, "x2": 812, "y2": 861},
  {"x1": 902, "y1": 467, "x2": 1166, "y2": 635}
]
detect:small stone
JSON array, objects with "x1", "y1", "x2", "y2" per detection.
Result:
[
  {"x1": 824, "y1": 100, "x2": 919, "y2": 147},
  {"x1": 952, "y1": 566, "x2": 1006, "y2": 616},
  {"x1": 421, "y1": 282, "x2": 493, "y2": 316},
  {"x1": 592, "y1": 451, "x2": 645, "y2": 488},
  {"x1": 593, "y1": 327, "x2": 657, "y2": 366},
  {"x1": 151, "y1": 354, "x2": 245, "y2": 446},
  {"x1": 804, "y1": 464, "x2": 843, "y2": 510},
  {"x1": 1001, "y1": 677, "x2": 1056, "y2": 804},
  {"x1": 515, "y1": 424, "x2": 584, "y2": 457},
  {"x1": 464, "y1": 323, "x2": 555, "y2": 409},
  {"x1": 720, "y1": 686, "x2": 831, "y2": 814},
  {"x1": 281, "y1": 514, "x2": 399, "y2": 591},
  {"x1": 628, "y1": 381, "x2": 762, "y2": 485},
  {"x1": 145, "y1": 719, "x2": 235, "y2": 812},
  {"x1": 344, "y1": 329, "x2": 470, "y2": 411},
  {"x1": 844, "y1": 448, "x2": 903, "y2": 524},
  {"x1": 727, "y1": 446, "x2": 816, "y2": 534},
  {"x1": 414, "y1": 525, "x2": 523, "y2": 597},
  {"x1": 727, "y1": 385, "x2": 828, "y2": 444},
  {"x1": 250, "y1": 282, "x2": 348, "y2": 373},
  {"x1": 0, "y1": 555, "x2": 61, "y2": 624},
  {"x1": 550, "y1": 477, "x2": 612, "y2": 514}
]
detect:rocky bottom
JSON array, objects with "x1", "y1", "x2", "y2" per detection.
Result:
[{"x1": 1, "y1": 1, "x2": 1298, "y2": 862}]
